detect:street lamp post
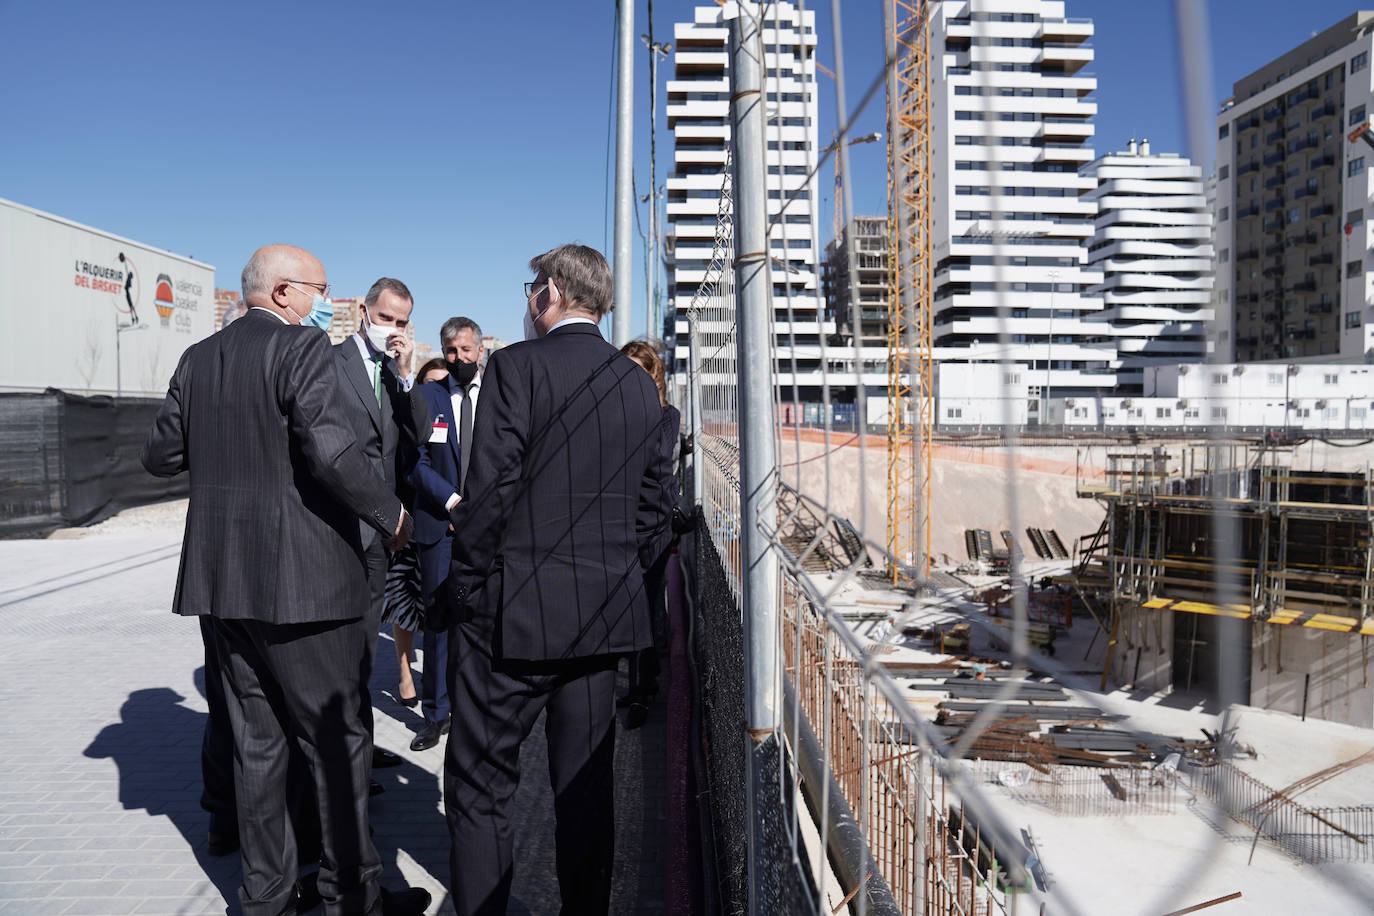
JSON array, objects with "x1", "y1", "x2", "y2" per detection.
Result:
[
  {"x1": 115, "y1": 315, "x2": 148, "y2": 398},
  {"x1": 641, "y1": 33, "x2": 671, "y2": 340}
]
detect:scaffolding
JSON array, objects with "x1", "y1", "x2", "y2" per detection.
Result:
[{"x1": 1073, "y1": 443, "x2": 1374, "y2": 698}]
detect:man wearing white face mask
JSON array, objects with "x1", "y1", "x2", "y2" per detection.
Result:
[{"x1": 331, "y1": 277, "x2": 422, "y2": 781}]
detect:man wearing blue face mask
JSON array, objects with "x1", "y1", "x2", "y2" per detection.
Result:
[
  {"x1": 142, "y1": 245, "x2": 428, "y2": 916},
  {"x1": 331, "y1": 278, "x2": 422, "y2": 780}
]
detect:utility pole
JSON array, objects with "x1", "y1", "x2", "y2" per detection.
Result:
[
  {"x1": 613, "y1": 0, "x2": 635, "y2": 346},
  {"x1": 115, "y1": 314, "x2": 148, "y2": 399},
  {"x1": 643, "y1": 31, "x2": 671, "y2": 340}
]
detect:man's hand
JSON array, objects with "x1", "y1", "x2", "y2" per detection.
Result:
[
  {"x1": 385, "y1": 507, "x2": 413, "y2": 551},
  {"x1": 389, "y1": 332, "x2": 414, "y2": 378}
]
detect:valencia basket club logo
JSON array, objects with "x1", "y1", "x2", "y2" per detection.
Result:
[{"x1": 154, "y1": 273, "x2": 176, "y2": 326}]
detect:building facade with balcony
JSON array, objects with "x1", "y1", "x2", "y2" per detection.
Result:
[
  {"x1": 1081, "y1": 142, "x2": 1214, "y2": 393},
  {"x1": 1216, "y1": 12, "x2": 1374, "y2": 362},
  {"x1": 929, "y1": 0, "x2": 1110, "y2": 417},
  {"x1": 666, "y1": 3, "x2": 831, "y2": 399}
]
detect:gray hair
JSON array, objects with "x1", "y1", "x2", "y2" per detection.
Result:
[
  {"x1": 364, "y1": 277, "x2": 413, "y2": 308},
  {"x1": 440, "y1": 316, "x2": 483, "y2": 347},
  {"x1": 240, "y1": 249, "x2": 276, "y2": 300},
  {"x1": 529, "y1": 244, "x2": 613, "y2": 318}
]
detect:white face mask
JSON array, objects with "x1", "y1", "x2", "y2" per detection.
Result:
[
  {"x1": 363, "y1": 313, "x2": 398, "y2": 354},
  {"x1": 524, "y1": 282, "x2": 555, "y2": 340}
]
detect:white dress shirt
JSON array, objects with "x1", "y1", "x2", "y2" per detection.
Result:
[{"x1": 443, "y1": 369, "x2": 482, "y2": 510}]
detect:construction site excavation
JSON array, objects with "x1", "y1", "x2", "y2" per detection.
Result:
[{"x1": 773, "y1": 430, "x2": 1374, "y2": 913}]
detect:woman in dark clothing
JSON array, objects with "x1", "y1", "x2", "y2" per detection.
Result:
[{"x1": 620, "y1": 340, "x2": 681, "y2": 727}]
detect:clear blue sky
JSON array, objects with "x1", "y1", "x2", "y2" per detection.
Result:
[{"x1": 0, "y1": 1, "x2": 1362, "y2": 348}]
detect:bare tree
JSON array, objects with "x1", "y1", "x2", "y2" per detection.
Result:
[{"x1": 77, "y1": 328, "x2": 103, "y2": 394}]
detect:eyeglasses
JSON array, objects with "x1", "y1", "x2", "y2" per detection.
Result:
[
  {"x1": 524, "y1": 279, "x2": 547, "y2": 300},
  {"x1": 286, "y1": 279, "x2": 332, "y2": 299}
]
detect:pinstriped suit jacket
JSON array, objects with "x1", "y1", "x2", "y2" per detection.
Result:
[{"x1": 142, "y1": 309, "x2": 402, "y2": 625}]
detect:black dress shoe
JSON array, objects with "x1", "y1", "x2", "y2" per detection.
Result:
[
  {"x1": 372, "y1": 746, "x2": 403, "y2": 768},
  {"x1": 409, "y1": 716, "x2": 450, "y2": 752},
  {"x1": 626, "y1": 699, "x2": 649, "y2": 730},
  {"x1": 379, "y1": 885, "x2": 432, "y2": 916},
  {"x1": 206, "y1": 815, "x2": 239, "y2": 857},
  {"x1": 369, "y1": 779, "x2": 386, "y2": 797}
]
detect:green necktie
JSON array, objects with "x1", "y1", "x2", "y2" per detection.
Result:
[{"x1": 372, "y1": 355, "x2": 383, "y2": 406}]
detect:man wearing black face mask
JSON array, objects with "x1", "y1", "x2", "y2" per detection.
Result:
[{"x1": 407, "y1": 315, "x2": 484, "y2": 751}]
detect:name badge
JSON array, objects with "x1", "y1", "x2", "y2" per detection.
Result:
[{"x1": 429, "y1": 421, "x2": 449, "y2": 444}]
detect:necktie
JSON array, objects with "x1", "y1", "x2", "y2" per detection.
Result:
[
  {"x1": 459, "y1": 383, "x2": 474, "y2": 491},
  {"x1": 372, "y1": 355, "x2": 383, "y2": 407}
]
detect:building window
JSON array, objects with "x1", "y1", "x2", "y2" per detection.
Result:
[
  {"x1": 1350, "y1": 157, "x2": 1366, "y2": 178},
  {"x1": 1212, "y1": 406, "x2": 1229, "y2": 420},
  {"x1": 1288, "y1": 207, "x2": 1302, "y2": 224},
  {"x1": 946, "y1": 407, "x2": 962, "y2": 419},
  {"x1": 1219, "y1": 164, "x2": 1229, "y2": 180},
  {"x1": 1324, "y1": 407, "x2": 1340, "y2": 420},
  {"x1": 1353, "y1": 51, "x2": 1369, "y2": 74},
  {"x1": 1353, "y1": 105, "x2": 1368, "y2": 126},
  {"x1": 1220, "y1": 249, "x2": 1230, "y2": 263},
  {"x1": 1212, "y1": 372, "x2": 1229, "y2": 385},
  {"x1": 1353, "y1": 406, "x2": 1368, "y2": 420},
  {"x1": 1325, "y1": 373, "x2": 1340, "y2": 384},
  {"x1": 1348, "y1": 259, "x2": 1363, "y2": 278},
  {"x1": 1347, "y1": 311, "x2": 1364, "y2": 328},
  {"x1": 1219, "y1": 206, "x2": 1229, "y2": 222},
  {"x1": 1267, "y1": 372, "x2": 1283, "y2": 385},
  {"x1": 1156, "y1": 407, "x2": 1172, "y2": 418},
  {"x1": 1219, "y1": 123, "x2": 1230, "y2": 139},
  {"x1": 1350, "y1": 208, "x2": 1366, "y2": 227}
]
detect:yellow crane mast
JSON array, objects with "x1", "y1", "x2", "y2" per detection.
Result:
[{"x1": 886, "y1": 0, "x2": 934, "y2": 583}]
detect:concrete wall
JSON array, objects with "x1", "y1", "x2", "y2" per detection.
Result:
[
  {"x1": 1250, "y1": 625, "x2": 1374, "y2": 730},
  {"x1": 1107, "y1": 606, "x2": 1175, "y2": 694}
]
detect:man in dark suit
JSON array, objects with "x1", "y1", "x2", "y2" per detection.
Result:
[
  {"x1": 143, "y1": 244, "x2": 430, "y2": 916},
  {"x1": 408, "y1": 316, "x2": 484, "y2": 751},
  {"x1": 332, "y1": 277, "x2": 420, "y2": 775},
  {"x1": 439, "y1": 244, "x2": 673, "y2": 915}
]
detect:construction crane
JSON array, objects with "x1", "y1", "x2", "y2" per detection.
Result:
[{"x1": 886, "y1": 1, "x2": 934, "y2": 583}]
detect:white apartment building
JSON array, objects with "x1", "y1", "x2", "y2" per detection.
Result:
[
  {"x1": 1081, "y1": 142, "x2": 1214, "y2": 393},
  {"x1": 667, "y1": 3, "x2": 843, "y2": 399},
  {"x1": 930, "y1": 0, "x2": 1110, "y2": 416},
  {"x1": 1216, "y1": 12, "x2": 1374, "y2": 363}
]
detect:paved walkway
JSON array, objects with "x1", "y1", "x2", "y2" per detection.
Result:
[{"x1": 0, "y1": 502, "x2": 668, "y2": 915}]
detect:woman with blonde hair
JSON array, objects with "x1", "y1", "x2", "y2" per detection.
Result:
[{"x1": 619, "y1": 339, "x2": 681, "y2": 727}]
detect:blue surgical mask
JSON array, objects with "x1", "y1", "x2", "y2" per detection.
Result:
[{"x1": 305, "y1": 293, "x2": 333, "y2": 330}]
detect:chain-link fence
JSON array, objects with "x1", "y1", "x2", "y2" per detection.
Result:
[{"x1": 673, "y1": 3, "x2": 1372, "y2": 915}]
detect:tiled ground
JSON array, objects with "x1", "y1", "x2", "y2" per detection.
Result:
[{"x1": 0, "y1": 509, "x2": 667, "y2": 915}]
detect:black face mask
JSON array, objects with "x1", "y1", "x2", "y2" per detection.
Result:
[{"x1": 447, "y1": 358, "x2": 479, "y2": 386}]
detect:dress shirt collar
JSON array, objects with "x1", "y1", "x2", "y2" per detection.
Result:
[
  {"x1": 250, "y1": 306, "x2": 291, "y2": 325},
  {"x1": 351, "y1": 332, "x2": 382, "y2": 362},
  {"x1": 550, "y1": 316, "x2": 597, "y2": 331}
]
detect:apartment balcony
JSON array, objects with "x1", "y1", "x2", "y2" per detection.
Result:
[
  {"x1": 1263, "y1": 150, "x2": 1286, "y2": 166},
  {"x1": 1261, "y1": 265, "x2": 1285, "y2": 278},
  {"x1": 1309, "y1": 204, "x2": 1334, "y2": 217},
  {"x1": 1237, "y1": 159, "x2": 1261, "y2": 175},
  {"x1": 1262, "y1": 217, "x2": 1284, "y2": 232},
  {"x1": 1288, "y1": 279, "x2": 1318, "y2": 293},
  {"x1": 1311, "y1": 102, "x2": 1338, "y2": 119},
  {"x1": 1291, "y1": 85, "x2": 1320, "y2": 105},
  {"x1": 1236, "y1": 248, "x2": 1260, "y2": 261},
  {"x1": 1263, "y1": 104, "x2": 1285, "y2": 121},
  {"x1": 1236, "y1": 113, "x2": 1261, "y2": 131},
  {"x1": 1039, "y1": 45, "x2": 1093, "y2": 74},
  {"x1": 1288, "y1": 136, "x2": 1319, "y2": 153},
  {"x1": 1263, "y1": 197, "x2": 1285, "y2": 211},
  {"x1": 1264, "y1": 173, "x2": 1286, "y2": 189},
  {"x1": 1307, "y1": 301, "x2": 1335, "y2": 314},
  {"x1": 1041, "y1": 19, "x2": 1094, "y2": 42},
  {"x1": 1286, "y1": 230, "x2": 1318, "y2": 246},
  {"x1": 1264, "y1": 126, "x2": 1286, "y2": 143},
  {"x1": 1236, "y1": 203, "x2": 1261, "y2": 218},
  {"x1": 1263, "y1": 241, "x2": 1286, "y2": 256},
  {"x1": 1293, "y1": 186, "x2": 1319, "y2": 200},
  {"x1": 1309, "y1": 153, "x2": 1335, "y2": 170}
]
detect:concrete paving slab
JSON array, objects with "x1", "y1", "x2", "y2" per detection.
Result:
[{"x1": 0, "y1": 501, "x2": 671, "y2": 915}]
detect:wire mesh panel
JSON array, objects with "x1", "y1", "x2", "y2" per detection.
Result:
[{"x1": 671, "y1": 2, "x2": 1372, "y2": 915}]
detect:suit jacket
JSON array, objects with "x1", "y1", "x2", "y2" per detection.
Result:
[
  {"x1": 409, "y1": 379, "x2": 463, "y2": 549},
  {"x1": 142, "y1": 309, "x2": 402, "y2": 625},
  {"x1": 332, "y1": 338, "x2": 417, "y2": 549},
  {"x1": 409, "y1": 378, "x2": 465, "y2": 602},
  {"x1": 444, "y1": 322, "x2": 673, "y2": 661}
]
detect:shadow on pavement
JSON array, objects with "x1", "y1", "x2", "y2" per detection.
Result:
[{"x1": 82, "y1": 685, "x2": 241, "y2": 912}]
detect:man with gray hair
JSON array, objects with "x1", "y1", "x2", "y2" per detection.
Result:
[
  {"x1": 407, "y1": 315, "x2": 484, "y2": 751},
  {"x1": 439, "y1": 244, "x2": 673, "y2": 914},
  {"x1": 143, "y1": 244, "x2": 429, "y2": 916}
]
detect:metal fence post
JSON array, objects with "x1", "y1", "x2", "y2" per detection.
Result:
[
  {"x1": 612, "y1": 0, "x2": 635, "y2": 346},
  {"x1": 728, "y1": 5, "x2": 781, "y2": 912},
  {"x1": 689, "y1": 320, "x2": 706, "y2": 507}
]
